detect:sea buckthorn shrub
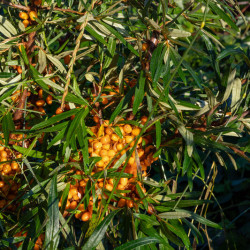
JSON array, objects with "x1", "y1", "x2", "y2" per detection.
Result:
[{"x1": 0, "y1": 0, "x2": 249, "y2": 249}]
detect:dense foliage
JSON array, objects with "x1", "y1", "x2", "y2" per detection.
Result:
[{"x1": 0, "y1": 0, "x2": 249, "y2": 249}]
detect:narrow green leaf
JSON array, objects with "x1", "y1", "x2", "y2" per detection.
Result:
[
  {"x1": 60, "y1": 183, "x2": 70, "y2": 212},
  {"x1": 100, "y1": 21, "x2": 139, "y2": 56},
  {"x1": 45, "y1": 175, "x2": 60, "y2": 249},
  {"x1": 115, "y1": 237, "x2": 163, "y2": 250},
  {"x1": 133, "y1": 71, "x2": 146, "y2": 115},
  {"x1": 85, "y1": 24, "x2": 108, "y2": 46},
  {"x1": 2, "y1": 113, "x2": 14, "y2": 145},
  {"x1": 109, "y1": 87, "x2": 135, "y2": 123},
  {"x1": 155, "y1": 121, "x2": 161, "y2": 149},
  {"x1": 83, "y1": 209, "x2": 121, "y2": 250},
  {"x1": 103, "y1": 37, "x2": 116, "y2": 69},
  {"x1": 32, "y1": 109, "x2": 80, "y2": 130},
  {"x1": 209, "y1": 2, "x2": 239, "y2": 31}
]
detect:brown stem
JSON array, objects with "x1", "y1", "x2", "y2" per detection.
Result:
[
  {"x1": 13, "y1": 89, "x2": 29, "y2": 121},
  {"x1": 0, "y1": 0, "x2": 30, "y2": 11}
]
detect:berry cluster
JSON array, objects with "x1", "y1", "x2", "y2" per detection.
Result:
[
  {"x1": 61, "y1": 118, "x2": 158, "y2": 221},
  {"x1": 0, "y1": 144, "x2": 22, "y2": 210},
  {"x1": 19, "y1": 10, "x2": 38, "y2": 28},
  {"x1": 14, "y1": 231, "x2": 44, "y2": 250}
]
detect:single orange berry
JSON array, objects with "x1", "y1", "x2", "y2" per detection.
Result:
[
  {"x1": 123, "y1": 124, "x2": 132, "y2": 134},
  {"x1": 100, "y1": 135, "x2": 111, "y2": 145},
  {"x1": 126, "y1": 200, "x2": 134, "y2": 208},
  {"x1": 36, "y1": 99, "x2": 45, "y2": 107},
  {"x1": 29, "y1": 11, "x2": 38, "y2": 21},
  {"x1": 118, "y1": 198, "x2": 126, "y2": 207},
  {"x1": 111, "y1": 134, "x2": 119, "y2": 142},
  {"x1": 46, "y1": 95, "x2": 53, "y2": 105},
  {"x1": 19, "y1": 12, "x2": 29, "y2": 20},
  {"x1": 81, "y1": 211, "x2": 91, "y2": 221},
  {"x1": 141, "y1": 116, "x2": 148, "y2": 125},
  {"x1": 17, "y1": 66, "x2": 22, "y2": 74},
  {"x1": 23, "y1": 20, "x2": 29, "y2": 28},
  {"x1": 56, "y1": 107, "x2": 63, "y2": 115},
  {"x1": 142, "y1": 43, "x2": 148, "y2": 51},
  {"x1": 93, "y1": 116, "x2": 100, "y2": 124}
]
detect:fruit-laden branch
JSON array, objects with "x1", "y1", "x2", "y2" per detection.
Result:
[{"x1": 0, "y1": 0, "x2": 86, "y2": 15}]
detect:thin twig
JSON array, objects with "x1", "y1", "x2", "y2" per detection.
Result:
[
  {"x1": 61, "y1": 14, "x2": 89, "y2": 110},
  {"x1": 0, "y1": 0, "x2": 30, "y2": 11}
]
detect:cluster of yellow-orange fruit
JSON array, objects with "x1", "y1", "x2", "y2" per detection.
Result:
[
  {"x1": 14, "y1": 231, "x2": 44, "y2": 250},
  {"x1": 62, "y1": 117, "x2": 157, "y2": 221},
  {"x1": 91, "y1": 80, "x2": 138, "y2": 124},
  {"x1": 11, "y1": 87, "x2": 53, "y2": 116},
  {"x1": 19, "y1": 10, "x2": 38, "y2": 28},
  {"x1": 0, "y1": 144, "x2": 22, "y2": 210}
]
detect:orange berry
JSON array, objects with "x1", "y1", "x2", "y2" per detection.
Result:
[
  {"x1": 105, "y1": 127, "x2": 113, "y2": 135},
  {"x1": 81, "y1": 211, "x2": 91, "y2": 221},
  {"x1": 100, "y1": 135, "x2": 111, "y2": 145},
  {"x1": 78, "y1": 204, "x2": 85, "y2": 211},
  {"x1": 117, "y1": 184, "x2": 124, "y2": 190},
  {"x1": 19, "y1": 12, "x2": 29, "y2": 20},
  {"x1": 75, "y1": 213, "x2": 82, "y2": 219},
  {"x1": 142, "y1": 43, "x2": 148, "y2": 51},
  {"x1": 98, "y1": 182, "x2": 104, "y2": 188},
  {"x1": 93, "y1": 142, "x2": 102, "y2": 150},
  {"x1": 29, "y1": 11, "x2": 38, "y2": 21},
  {"x1": 69, "y1": 188, "x2": 78, "y2": 196},
  {"x1": 96, "y1": 160, "x2": 104, "y2": 168},
  {"x1": 46, "y1": 95, "x2": 53, "y2": 105},
  {"x1": 38, "y1": 88, "x2": 43, "y2": 98},
  {"x1": 17, "y1": 66, "x2": 22, "y2": 74},
  {"x1": 93, "y1": 116, "x2": 100, "y2": 124},
  {"x1": 108, "y1": 179, "x2": 114, "y2": 185},
  {"x1": 126, "y1": 200, "x2": 134, "y2": 208},
  {"x1": 141, "y1": 116, "x2": 148, "y2": 125},
  {"x1": 56, "y1": 107, "x2": 63, "y2": 115},
  {"x1": 101, "y1": 94, "x2": 108, "y2": 105},
  {"x1": 0, "y1": 151, "x2": 7, "y2": 158},
  {"x1": 116, "y1": 143, "x2": 124, "y2": 151},
  {"x1": 105, "y1": 184, "x2": 113, "y2": 192},
  {"x1": 23, "y1": 19, "x2": 29, "y2": 28},
  {"x1": 147, "y1": 205, "x2": 154, "y2": 215},
  {"x1": 111, "y1": 134, "x2": 119, "y2": 142},
  {"x1": 125, "y1": 136, "x2": 134, "y2": 144},
  {"x1": 128, "y1": 157, "x2": 135, "y2": 165},
  {"x1": 118, "y1": 198, "x2": 126, "y2": 207},
  {"x1": 36, "y1": 99, "x2": 45, "y2": 107},
  {"x1": 102, "y1": 156, "x2": 110, "y2": 163},
  {"x1": 0, "y1": 181, "x2": 5, "y2": 188},
  {"x1": 119, "y1": 178, "x2": 128, "y2": 186},
  {"x1": 132, "y1": 127, "x2": 141, "y2": 136},
  {"x1": 69, "y1": 201, "x2": 78, "y2": 210},
  {"x1": 108, "y1": 150, "x2": 116, "y2": 158},
  {"x1": 92, "y1": 152, "x2": 99, "y2": 157},
  {"x1": 73, "y1": 194, "x2": 80, "y2": 201},
  {"x1": 79, "y1": 180, "x2": 86, "y2": 187},
  {"x1": 100, "y1": 149, "x2": 108, "y2": 157},
  {"x1": 3, "y1": 164, "x2": 11, "y2": 174},
  {"x1": 138, "y1": 149, "x2": 144, "y2": 158},
  {"x1": 34, "y1": 0, "x2": 42, "y2": 6},
  {"x1": 123, "y1": 124, "x2": 132, "y2": 134},
  {"x1": 102, "y1": 144, "x2": 110, "y2": 150},
  {"x1": 11, "y1": 161, "x2": 19, "y2": 170}
]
